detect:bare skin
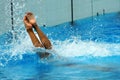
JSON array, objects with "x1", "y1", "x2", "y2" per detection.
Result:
[{"x1": 23, "y1": 12, "x2": 52, "y2": 49}]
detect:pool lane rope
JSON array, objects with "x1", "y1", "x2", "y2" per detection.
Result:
[
  {"x1": 91, "y1": 0, "x2": 94, "y2": 25},
  {"x1": 11, "y1": 0, "x2": 14, "y2": 30},
  {"x1": 71, "y1": 0, "x2": 74, "y2": 25},
  {"x1": 11, "y1": 0, "x2": 17, "y2": 42}
]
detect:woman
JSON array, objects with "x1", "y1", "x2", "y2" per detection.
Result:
[{"x1": 23, "y1": 12, "x2": 52, "y2": 58}]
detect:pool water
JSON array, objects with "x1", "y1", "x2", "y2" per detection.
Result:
[{"x1": 0, "y1": 12, "x2": 120, "y2": 80}]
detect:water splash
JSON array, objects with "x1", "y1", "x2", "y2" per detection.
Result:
[
  {"x1": 52, "y1": 37, "x2": 120, "y2": 57},
  {"x1": 5, "y1": 0, "x2": 26, "y2": 29},
  {"x1": 0, "y1": 13, "x2": 120, "y2": 67}
]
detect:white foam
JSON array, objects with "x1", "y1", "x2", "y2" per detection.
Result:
[
  {"x1": 52, "y1": 38, "x2": 120, "y2": 57},
  {"x1": 5, "y1": 31, "x2": 120, "y2": 58},
  {"x1": 1, "y1": 31, "x2": 120, "y2": 67}
]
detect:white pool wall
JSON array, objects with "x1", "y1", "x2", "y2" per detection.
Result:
[
  {"x1": 0, "y1": 0, "x2": 120, "y2": 34},
  {"x1": 34, "y1": 0, "x2": 120, "y2": 26},
  {"x1": 0, "y1": 0, "x2": 11, "y2": 35}
]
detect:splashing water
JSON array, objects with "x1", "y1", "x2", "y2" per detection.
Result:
[
  {"x1": 52, "y1": 38, "x2": 120, "y2": 57},
  {"x1": 0, "y1": 13, "x2": 120, "y2": 67},
  {"x1": 0, "y1": 12, "x2": 120, "y2": 80}
]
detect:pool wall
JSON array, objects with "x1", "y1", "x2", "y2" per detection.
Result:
[{"x1": 0, "y1": 0, "x2": 120, "y2": 34}]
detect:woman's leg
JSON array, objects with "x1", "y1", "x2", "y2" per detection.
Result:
[
  {"x1": 26, "y1": 12, "x2": 52, "y2": 49},
  {"x1": 33, "y1": 23, "x2": 52, "y2": 49},
  {"x1": 23, "y1": 15, "x2": 43, "y2": 47}
]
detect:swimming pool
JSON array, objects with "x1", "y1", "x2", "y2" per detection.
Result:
[{"x1": 0, "y1": 12, "x2": 120, "y2": 80}]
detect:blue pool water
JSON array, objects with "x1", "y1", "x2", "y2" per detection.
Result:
[{"x1": 0, "y1": 12, "x2": 120, "y2": 80}]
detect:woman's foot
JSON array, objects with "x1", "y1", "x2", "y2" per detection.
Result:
[
  {"x1": 23, "y1": 12, "x2": 36, "y2": 30},
  {"x1": 23, "y1": 15, "x2": 33, "y2": 30},
  {"x1": 26, "y1": 12, "x2": 36, "y2": 26}
]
